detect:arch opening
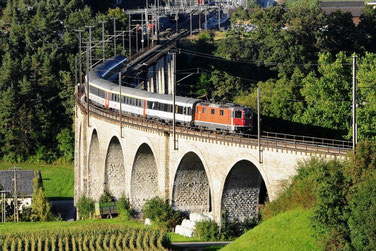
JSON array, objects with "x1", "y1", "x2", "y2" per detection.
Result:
[
  {"x1": 104, "y1": 136, "x2": 125, "y2": 198},
  {"x1": 221, "y1": 160, "x2": 268, "y2": 222},
  {"x1": 88, "y1": 130, "x2": 102, "y2": 200},
  {"x1": 172, "y1": 152, "x2": 211, "y2": 213},
  {"x1": 130, "y1": 143, "x2": 159, "y2": 211}
]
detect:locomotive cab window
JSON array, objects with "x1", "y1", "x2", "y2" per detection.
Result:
[
  {"x1": 234, "y1": 111, "x2": 242, "y2": 118},
  {"x1": 245, "y1": 110, "x2": 252, "y2": 119},
  {"x1": 211, "y1": 109, "x2": 215, "y2": 115},
  {"x1": 220, "y1": 110, "x2": 224, "y2": 116},
  {"x1": 203, "y1": 108, "x2": 206, "y2": 114}
]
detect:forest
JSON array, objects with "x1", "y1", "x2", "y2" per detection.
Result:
[
  {"x1": 0, "y1": 0, "x2": 128, "y2": 163},
  {"x1": 0, "y1": 0, "x2": 375, "y2": 163},
  {"x1": 183, "y1": 2, "x2": 376, "y2": 140}
]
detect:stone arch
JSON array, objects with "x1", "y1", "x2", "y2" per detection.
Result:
[
  {"x1": 130, "y1": 143, "x2": 159, "y2": 211},
  {"x1": 221, "y1": 160, "x2": 267, "y2": 222},
  {"x1": 172, "y1": 152, "x2": 211, "y2": 213},
  {"x1": 104, "y1": 136, "x2": 125, "y2": 198},
  {"x1": 88, "y1": 129, "x2": 102, "y2": 200}
]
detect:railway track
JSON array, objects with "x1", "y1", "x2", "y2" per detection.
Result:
[{"x1": 77, "y1": 96, "x2": 352, "y2": 156}]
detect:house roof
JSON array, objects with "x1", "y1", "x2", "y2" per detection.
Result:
[
  {"x1": 320, "y1": 1, "x2": 364, "y2": 17},
  {"x1": 0, "y1": 170, "x2": 38, "y2": 197}
]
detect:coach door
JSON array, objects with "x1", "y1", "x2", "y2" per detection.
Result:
[{"x1": 105, "y1": 92, "x2": 110, "y2": 109}]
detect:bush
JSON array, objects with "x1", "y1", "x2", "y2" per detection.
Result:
[
  {"x1": 76, "y1": 195, "x2": 95, "y2": 220},
  {"x1": 31, "y1": 171, "x2": 54, "y2": 221},
  {"x1": 99, "y1": 189, "x2": 116, "y2": 203},
  {"x1": 56, "y1": 128, "x2": 74, "y2": 162},
  {"x1": 142, "y1": 197, "x2": 184, "y2": 230},
  {"x1": 117, "y1": 195, "x2": 133, "y2": 221},
  {"x1": 348, "y1": 175, "x2": 376, "y2": 250},
  {"x1": 194, "y1": 221, "x2": 219, "y2": 241},
  {"x1": 220, "y1": 211, "x2": 259, "y2": 240},
  {"x1": 311, "y1": 160, "x2": 352, "y2": 250},
  {"x1": 262, "y1": 159, "x2": 320, "y2": 220}
]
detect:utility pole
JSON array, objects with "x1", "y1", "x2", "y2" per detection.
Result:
[
  {"x1": 1, "y1": 190, "x2": 6, "y2": 223},
  {"x1": 119, "y1": 72, "x2": 123, "y2": 138},
  {"x1": 218, "y1": 6, "x2": 221, "y2": 30},
  {"x1": 11, "y1": 167, "x2": 21, "y2": 223},
  {"x1": 190, "y1": 11, "x2": 192, "y2": 36},
  {"x1": 113, "y1": 18, "x2": 118, "y2": 56},
  {"x1": 205, "y1": 10, "x2": 208, "y2": 31},
  {"x1": 100, "y1": 21, "x2": 106, "y2": 62},
  {"x1": 86, "y1": 42, "x2": 90, "y2": 127},
  {"x1": 75, "y1": 30, "x2": 84, "y2": 85},
  {"x1": 128, "y1": 14, "x2": 132, "y2": 58},
  {"x1": 257, "y1": 87, "x2": 262, "y2": 163},
  {"x1": 170, "y1": 50, "x2": 177, "y2": 150},
  {"x1": 141, "y1": 13, "x2": 144, "y2": 51},
  {"x1": 86, "y1": 26, "x2": 94, "y2": 68},
  {"x1": 353, "y1": 55, "x2": 357, "y2": 150}
]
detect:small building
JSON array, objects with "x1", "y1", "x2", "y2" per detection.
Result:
[
  {"x1": 0, "y1": 170, "x2": 38, "y2": 209},
  {"x1": 319, "y1": 1, "x2": 364, "y2": 25},
  {"x1": 367, "y1": 1, "x2": 376, "y2": 9}
]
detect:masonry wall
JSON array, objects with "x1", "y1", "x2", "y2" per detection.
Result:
[{"x1": 75, "y1": 103, "x2": 339, "y2": 223}]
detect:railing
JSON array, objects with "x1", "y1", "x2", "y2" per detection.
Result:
[{"x1": 77, "y1": 94, "x2": 352, "y2": 156}]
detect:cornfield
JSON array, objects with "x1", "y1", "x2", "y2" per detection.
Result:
[{"x1": 0, "y1": 226, "x2": 170, "y2": 250}]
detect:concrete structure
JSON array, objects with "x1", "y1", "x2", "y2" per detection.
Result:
[
  {"x1": 74, "y1": 100, "x2": 346, "y2": 223},
  {"x1": 145, "y1": 54, "x2": 174, "y2": 94}
]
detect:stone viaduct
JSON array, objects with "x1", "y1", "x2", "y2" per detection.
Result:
[{"x1": 74, "y1": 99, "x2": 349, "y2": 223}]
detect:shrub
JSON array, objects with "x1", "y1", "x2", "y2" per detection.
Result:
[
  {"x1": 348, "y1": 175, "x2": 376, "y2": 250},
  {"x1": 99, "y1": 189, "x2": 116, "y2": 203},
  {"x1": 311, "y1": 160, "x2": 352, "y2": 250},
  {"x1": 56, "y1": 128, "x2": 74, "y2": 162},
  {"x1": 220, "y1": 211, "x2": 259, "y2": 240},
  {"x1": 261, "y1": 158, "x2": 321, "y2": 220},
  {"x1": 76, "y1": 195, "x2": 95, "y2": 220},
  {"x1": 194, "y1": 221, "x2": 219, "y2": 241},
  {"x1": 142, "y1": 197, "x2": 183, "y2": 229},
  {"x1": 31, "y1": 171, "x2": 54, "y2": 221},
  {"x1": 117, "y1": 195, "x2": 133, "y2": 221}
]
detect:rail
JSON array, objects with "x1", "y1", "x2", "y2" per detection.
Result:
[{"x1": 77, "y1": 94, "x2": 352, "y2": 156}]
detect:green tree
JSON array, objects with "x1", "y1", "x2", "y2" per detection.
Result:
[
  {"x1": 299, "y1": 52, "x2": 352, "y2": 134},
  {"x1": 31, "y1": 171, "x2": 53, "y2": 222}
]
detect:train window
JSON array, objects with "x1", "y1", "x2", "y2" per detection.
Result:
[
  {"x1": 234, "y1": 111, "x2": 242, "y2": 118},
  {"x1": 220, "y1": 110, "x2": 224, "y2": 116},
  {"x1": 178, "y1": 106, "x2": 183, "y2": 114},
  {"x1": 211, "y1": 109, "x2": 215, "y2": 115},
  {"x1": 203, "y1": 108, "x2": 206, "y2": 114},
  {"x1": 168, "y1": 104, "x2": 173, "y2": 112},
  {"x1": 245, "y1": 109, "x2": 252, "y2": 119},
  {"x1": 187, "y1": 107, "x2": 192, "y2": 115}
]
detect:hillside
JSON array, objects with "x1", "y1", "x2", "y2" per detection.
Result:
[{"x1": 221, "y1": 209, "x2": 318, "y2": 251}]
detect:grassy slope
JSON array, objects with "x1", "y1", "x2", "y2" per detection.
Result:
[
  {"x1": 221, "y1": 209, "x2": 319, "y2": 251},
  {"x1": 0, "y1": 162, "x2": 74, "y2": 199},
  {"x1": 0, "y1": 218, "x2": 156, "y2": 234}
]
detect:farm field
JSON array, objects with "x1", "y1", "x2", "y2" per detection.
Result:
[
  {"x1": 0, "y1": 222, "x2": 170, "y2": 250},
  {"x1": 0, "y1": 162, "x2": 74, "y2": 199}
]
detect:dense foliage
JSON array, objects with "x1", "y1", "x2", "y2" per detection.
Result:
[
  {"x1": 142, "y1": 197, "x2": 184, "y2": 230},
  {"x1": 76, "y1": 195, "x2": 95, "y2": 220},
  {"x1": 261, "y1": 141, "x2": 376, "y2": 250},
  {"x1": 185, "y1": 5, "x2": 376, "y2": 140},
  {"x1": 31, "y1": 171, "x2": 54, "y2": 221},
  {"x1": 0, "y1": 0, "x2": 128, "y2": 163}
]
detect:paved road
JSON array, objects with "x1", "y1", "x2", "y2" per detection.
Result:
[
  {"x1": 50, "y1": 200, "x2": 75, "y2": 221},
  {"x1": 171, "y1": 241, "x2": 231, "y2": 251}
]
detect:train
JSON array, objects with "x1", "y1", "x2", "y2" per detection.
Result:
[{"x1": 85, "y1": 55, "x2": 253, "y2": 132}]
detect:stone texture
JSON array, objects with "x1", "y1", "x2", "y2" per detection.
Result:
[
  {"x1": 75, "y1": 102, "x2": 342, "y2": 223},
  {"x1": 172, "y1": 152, "x2": 210, "y2": 213},
  {"x1": 88, "y1": 130, "x2": 102, "y2": 200},
  {"x1": 131, "y1": 143, "x2": 158, "y2": 210},
  {"x1": 105, "y1": 137, "x2": 125, "y2": 198},
  {"x1": 221, "y1": 160, "x2": 262, "y2": 222}
]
